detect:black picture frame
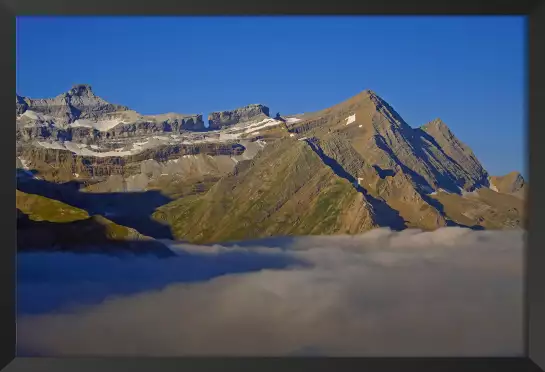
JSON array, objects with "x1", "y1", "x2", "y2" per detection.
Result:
[{"x1": 3, "y1": 1, "x2": 544, "y2": 371}]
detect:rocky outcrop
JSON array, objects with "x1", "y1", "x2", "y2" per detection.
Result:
[
  {"x1": 287, "y1": 117, "x2": 330, "y2": 134},
  {"x1": 127, "y1": 142, "x2": 245, "y2": 163},
  {"x1": 418, "y1": 118, "x2": 489, "y2": 190},
  {"x1": 104, "y1": 115, "x2": 205, "y2": 138},
  {"x1": 17, "y1": 145, "x2": 124, "y2": 180},
  {"x1": 18, "y1": 84, "x2": 130, "y2": 125},
  {"x1": 16, "y1": 125, "x2": 99, "y2": 143},
  {"x1": 16, "y1": 85, "x2": 207, "y2": 143},
  {"x1": 16, "y1": 94, "x2": 28, "y2": 115},
  {"x1": 489, "y1": 171, "x2": 526, "y2": 197},
  {"x1": 208, "y1": 104, "x2": 270, "y2": 130},
  {"x1": 16, "y1": 142, "x2": 246, "y2": 181}
]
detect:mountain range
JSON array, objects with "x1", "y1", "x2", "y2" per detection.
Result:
[{"x1": 16, "y1": 85, "x2": 526, "y2": 252}]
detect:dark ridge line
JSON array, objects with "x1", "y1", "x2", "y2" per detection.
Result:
[
  {"x1": 414, "y1": 128, "x2": 490, "y2": 190},
  {"x1": 371, "y1": 134, "x2": 486, "y2": 231},
  {"x1": 303, "y1": 138, "x2": 406, "y2": 231}
]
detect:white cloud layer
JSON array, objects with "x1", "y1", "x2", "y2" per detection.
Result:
[{"x1": 17, "y1": 227, "x2": 524, "y2": 357}]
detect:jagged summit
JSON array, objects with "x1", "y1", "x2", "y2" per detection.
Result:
[
  {"x1": 426, "y1": 117, "x2": 445, "y2": 125},
  {"x1": 420, "y1": 118, "x2": 458, "y2": 141},
  {"x1": 422, "y1": 118, "x2": 450, "y2": 131},
  {"x1": 344, "y1": 88, "x2": 381, "y2": 104},
  {"x1": 359, "y1": 89, "x2": 378, "y2": 97},
  {"x1": 67, "y1": 84, "x2": 95, "y2": 97},
  {"x1": 59, "y1": 84, "x2": 118, "y2": 108}
]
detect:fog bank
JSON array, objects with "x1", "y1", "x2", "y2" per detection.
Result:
[{"x1": 17, "y1": 227, "x2": 524, "y2": 357}]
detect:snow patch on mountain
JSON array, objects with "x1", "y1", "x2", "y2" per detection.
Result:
[
  {"x1": 69, "y1": 119, "x2": 125, "y2": 132},
  {"x1": 38, "y1": 141, "x2": 138, "y2": 157},
  {"x1": 243, "y1": 118, "x2": 283, "y2": 134},
  {"x1": 286, "y1": 117, "x2": 302, "y2": 124},
  {"x1": 22, "y1": 110, "x2": 55, "y2": 122},
  {"x1": 489, "y1": 179, "x2": 500, "y2": 192},
  {"x1": 36, "y1": 141, "x2": 67, "y2": 151},
  {"x1": 346, "y1": 114, "x2": 356, "y2": 125}
]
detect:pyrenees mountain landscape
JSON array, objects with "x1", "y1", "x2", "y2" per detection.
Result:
[
  {"x1": 16, "y1": 84, "x2": 526, "y2": 254},
  {"x1": 15, "y1": 16, "x2": 527, "y2": 358}
]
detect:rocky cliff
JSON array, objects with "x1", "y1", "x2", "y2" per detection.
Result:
[
  {"x1": 17, "y1": 84, "x2": 130, "y2": 125},
  {"x1": 208, "y1": 104, "x2": 270, "y2": 130},
  {"x1": 16, "y1": 85, "x2": 208, "y2": 144}
]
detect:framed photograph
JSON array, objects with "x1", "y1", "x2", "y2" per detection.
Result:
[{"x1": 4, "y1": 1, "x2": 545, "y2": 371}]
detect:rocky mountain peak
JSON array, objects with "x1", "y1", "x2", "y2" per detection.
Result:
[
  {"x1": 425, "y1": 117, "x2": 448, "y2": 129},
  {"x1": 68, "y1": 84, "x2": 95, "y2": 97},
  {"x1": 362, "y1": 89, "x2": 412, "y2": 131},
  {"x1": 503, "y1": 171, "x2": 525, "y2": 189},
  {"x1": 65, "y1": 84, "x2": 128, "y2": 113},
  {"x1": 489, "y1": 171, "x2": 526, "y2": 197},
  {"x1": 350, "y1": 89, "x2": 393, "y2": 113},
  {"x1": 507, "y1": 171, "x2": 524, "y2": 181},
  {"x1": 349, "y1": 89, "x2": 380, "y2": 105},
  {"x1": 53, "y1": 84, "x2": 115, "y2": 109},
  {"x1": 361, "y1": 89, "x2": 377, "y2": 97},
  {"x1": 421, "y1": 118, "x2": 455, "y2": 139}
]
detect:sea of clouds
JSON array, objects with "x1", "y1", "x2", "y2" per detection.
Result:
[{"x1": 17, "y1": 227, "x2": 524, "y2": 357}]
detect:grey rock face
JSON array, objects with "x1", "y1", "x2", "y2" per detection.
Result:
[
  {"x1": 16, "y1": 125, "x2": 54, "y2": 142},
  {"x1": 18, "y1": 84, "x2": 130, "y2": 125},
  {"x1": 16, "y1": 95, "x2": 28, "y2": 115},
  {"x1": 177, "y1": 115, "x2": 206, "y2": 131},
  {"x1": 208, "y1": 104, "x2": 270, "y2": 130},
  {"x1": 16, "y1": 141, "x2": 246, "y2": 181},
  {"x1": 418, "y1": 118, "x2": 489, "y2": 190},
  {"x1": 360, "y1": 92, "x2": 490, "y2": 193},
  {"x1": 285, "y1": 89, "x2": 490, "y2": 194},
  {"x1": 16, "y1": 85, "x2": 209, "y2": 147},
  {"x1": 105, "y1": 115, "x2": 205, "y2": 138}
]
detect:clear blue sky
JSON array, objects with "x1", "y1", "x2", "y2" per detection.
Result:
[{"x1": 16, "y1": 16, "x2": 525, "y2": 176}]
